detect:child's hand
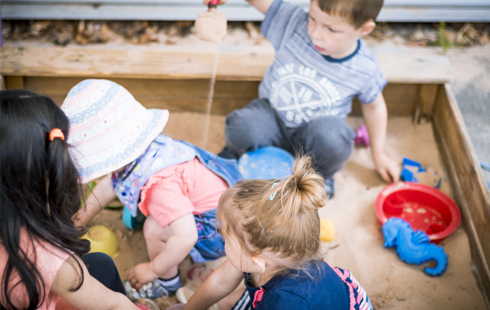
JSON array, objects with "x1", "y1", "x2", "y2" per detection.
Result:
[
  {"x1": 128, "y1": 262, "x2": 159, "y2": 291},
  {"x1": 202, "y1": 0, "x2": 227, "y2": 5},
  {"x1": 373, "y1": 152, "x2": 400, "y2": 184}
]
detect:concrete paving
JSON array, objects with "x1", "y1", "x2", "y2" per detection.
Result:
[{"x1": 446, "y1": 44, "x2": 490, "y2": 187}]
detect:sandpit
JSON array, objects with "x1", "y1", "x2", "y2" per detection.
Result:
[{"x1": 86, "y1": 113, "x2": 486, "y2": 309}]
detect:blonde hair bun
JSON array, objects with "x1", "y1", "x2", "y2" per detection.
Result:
[{"x1": 286, "y1": 156, "x2": 328, "y2": 211}]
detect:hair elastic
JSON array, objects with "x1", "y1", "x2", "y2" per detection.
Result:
[
  {"x1": 270, "y1": 182, "x2": 279, "y2": 201},
  {"x1": 49, "y1": 128, "x2": 65, "y2": 141}
]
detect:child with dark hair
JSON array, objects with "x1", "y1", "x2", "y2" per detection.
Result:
[
  {"x1": 206, "y1": 0, "x2": 400, "y2": 197},
  {"x1": 183, "y1": 156, "x2": 372, "y2": 310},
  {"x1": 0, "y1": 90, "x2": 138, "y2": 310}
]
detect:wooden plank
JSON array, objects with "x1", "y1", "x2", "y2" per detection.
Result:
[
  {"x1": 3, "y1": 1, "x2": 490, "y2": 22},
  {"x1": 383, "y1": 83, "x2": 418, "y2": 105},
  {"x1": 0, "y1": 44, "x2": 453, "y2": 84},
  {"x1": 369, "y1": 49, "x2": 453, "y2": 84},
  {"x1": 15, "y1": 0, "x2": 490, "y2": 5},
  {"x1": 432, "y1": 84, "x2": 490, "y2": 308},
  {"x1": 23, "y1": 76, "x2": 259, "y2": 115},
  {"x1": 4, "y1": 76, "x2": 24, "y2": 89},
  {"x1": 413, "y1": 84, "x2": 439, "y2": 124},
  {"x1": 23, "y1": 76, "x2": 418, "y2": 116},
  {"x1": 351, "y1": 83, "x2": 417, "y2": 117},
  {"x1": 376, "y1": 7, "x2": 490, "y2": 22},
  {"x1": 0, "y1": 76, "x2": 5, "y2": 91}
]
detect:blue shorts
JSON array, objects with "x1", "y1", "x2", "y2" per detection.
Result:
[{"x1": 188, "y1": 209, "x2": 225, "y2": 263}]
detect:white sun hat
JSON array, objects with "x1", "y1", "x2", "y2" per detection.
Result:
[{"x1": 62, "y1": 79, "x2": 169, "y2": 184}]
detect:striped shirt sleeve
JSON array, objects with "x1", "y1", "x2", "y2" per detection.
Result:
[
  {"x1": 261, "y1": 0, "x2": 305, "y2": 50},
  {"x1": 357, "y1": 66, "x2": 387, "y2": 104}
]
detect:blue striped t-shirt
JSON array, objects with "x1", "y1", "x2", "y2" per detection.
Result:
[{"x1": 259, "y1": 0, "x2": 387, "y2": 128}]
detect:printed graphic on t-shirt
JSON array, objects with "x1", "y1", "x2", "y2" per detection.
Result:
[{"x1": 270, "y1": 63, "x2": 341, "y2": 125}]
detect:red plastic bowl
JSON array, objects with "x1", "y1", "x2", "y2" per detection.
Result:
[{"x1": 375, "y1": 182, "x2": 461, "y2": 243}]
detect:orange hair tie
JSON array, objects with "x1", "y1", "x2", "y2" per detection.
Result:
[{"x1": 49, "y1": 128, "x2": 65, "y2": 141}]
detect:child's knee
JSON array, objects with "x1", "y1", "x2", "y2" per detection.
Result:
[
  {"x1": 224, "y1": 112, "x2": 260, "y2": 149},
  {"x1": 312, "y1": 117, "x2": 354, "y2": 144},
  {"x1": 225, "y1": 99, "x2": 273, "y2": 130},
  {"x1": 304, "y1": 118, "x2": 355, "y2": 159},
  {"x1": 224, "y1": 108, "x2": 255, "y2": 132},
  {"x1": 143, "y1": 215, "x2": 169, "y2": 241}
]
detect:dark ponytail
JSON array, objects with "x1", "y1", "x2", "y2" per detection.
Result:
[{"x1": 0, "y1": 90, "x2": 90, "y2": 309}]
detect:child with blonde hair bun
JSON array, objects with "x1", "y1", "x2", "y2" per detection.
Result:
[{"x1": 184, "y1": 156, "x2": 372, "y2": 310}]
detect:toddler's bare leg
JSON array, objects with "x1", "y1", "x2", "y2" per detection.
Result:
[{"x1": 143, "y1": 215, "x2": 178, "y2": 278}]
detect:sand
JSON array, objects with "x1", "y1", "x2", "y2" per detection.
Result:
[
  {"x1": 195, "y1": 10, "x2": 227, "y2": 42},
  {"x1": 86, "y1": 113, "x2": 486, "y2": 309}
]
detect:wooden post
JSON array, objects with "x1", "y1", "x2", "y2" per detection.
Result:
[
  {"x1": 0, "y1": 75, "x2": 5, "y2": 91},
  {"x1": 5, "y1": 76, "x2": 25, "y2": 90},
  {"x1": 413, "y1": 84, "x2": 439, "y2": 124},
  {"x1": 432, "y1": 84, "x2": 490, "y2": 308}
]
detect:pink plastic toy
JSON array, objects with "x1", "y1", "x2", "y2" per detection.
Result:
[{"x1": 355, "y1": 125, "x2": 370, "y2": 146}]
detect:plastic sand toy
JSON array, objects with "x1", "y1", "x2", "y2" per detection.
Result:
[
  {"x1": 238, "y1": 146, "x2": 295, "y2": 180},
  {"x1": 354, "y1": 125, "x2": 370, "y2": 146},
  {"x1": 400, "y1": 158, "x2": 442, "y2": 188},
  {"x1": 382, "y1": 218, "x2": 448, "y2": 276},
  {"x1": 375, "y1": 182, "x2": 460, "y2": 243},
  {"x1": 81, "y1": 225, "x2": 118, "y2": 257},
  {"x1": 135, "y1": 299, "x2": 159, "y2": 310},
  {"x1": 320, "y1": 218, "x2": 335, "y2": 242},
  {"x1": 123, "y1": 206, "x2": 146, "y2": 230}
]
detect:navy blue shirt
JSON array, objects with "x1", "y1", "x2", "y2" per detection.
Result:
[{"x1": 243, "y1": 261, "x2": 371, "y2": 310}]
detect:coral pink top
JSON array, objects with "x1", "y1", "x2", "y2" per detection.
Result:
[
  {"x1": 138, "y1": 158, "x2": 229, "y2": 228},
  {"x1": 0, "y1": 231, "x2": 74, "y2": 310}
]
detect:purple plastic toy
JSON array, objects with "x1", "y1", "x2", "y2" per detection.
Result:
[{"x1": 355, "y1": 125, "x2": 370, "y2": 146}]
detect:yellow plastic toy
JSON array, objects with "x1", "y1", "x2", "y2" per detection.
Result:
[
  {"x1": 320, "y1": 219, "x2": 335, "y2": 242},
  {"x1": 82, "y1": 225, "x2": 119, "y2": 257}
]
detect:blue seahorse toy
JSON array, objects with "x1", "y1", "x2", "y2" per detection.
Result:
[{"x1": 382, "y1": 218, "x2": 448, "y2": 276}]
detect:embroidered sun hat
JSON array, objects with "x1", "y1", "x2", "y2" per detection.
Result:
[{"x1": 62, "y1": 79, "x2": 169, "y2": 184}]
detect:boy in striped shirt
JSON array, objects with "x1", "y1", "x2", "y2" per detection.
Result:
[{"x1": 217, "y1": 0, "x2": 400, "y2": 196}]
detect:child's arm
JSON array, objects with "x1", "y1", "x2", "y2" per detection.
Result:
[
  {"x1": 245, "y1": 0, "x2": 275, "y2": 14},
  {"x1": 361, "y1": 93, "x2": 400, "y2": 183},
  {"x1": 184, "y1": 259, "x2": 244, "y2": 310},
  {"x1": 51, "y1": 256, "x2": 139, "y2": 309},
  {"x1": 75, "y1": 174, "x2": 116, "y2": 227},
  {"x1": 128, "y1": 213, "x2": 198, "y2": 289},
  {"x1": 202, "y1": 0, "x2": 274, "y2": 15}
]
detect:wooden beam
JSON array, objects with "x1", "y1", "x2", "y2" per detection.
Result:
[
  {"x1": 3, "y1": 0, "x2": 490, "y2": 22},
  {"x1": 23, "y1": 76, "x2": 419, "y2": 116},
  {"x1": 432, "y1": 84, "x2": 490, "y2": 308},
  {"x1": 0, "y1": 44, "x2": 453, "y2": 84},
  {"x1": 352, "y1": 84, "x2": 417, "y2": 117},
  {"x1": 4, "y1": 76, "x2": 24, "y2": 89},
  {"x1": 0, "y1": 76, "x2": 5, "y2": 91},
  {"x1": 22, "y1": 76, "x2": 260, "y2": 114},
  {"x1": 413, "y1": 84, "x2": 439, "y2": 124}
]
